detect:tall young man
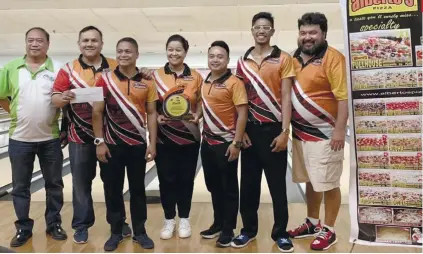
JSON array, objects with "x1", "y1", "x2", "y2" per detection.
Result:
[
  {"x1": 51, "y1": 26, "x2": 132, "y2": 243},
  {"x1": 0, "y1": 27, "x2": 67, "y2": 247},
  {"x1": 92, "y1": 37, "x2": 157, "y2": 251},
  {"x1": 233, "y1": 12, "x2": 295, "y2": 253},
  {"x1": 199, "y1": 41, "x2": 248, "y2": 248},
  {"x1": 288, "y1": 13, "x2": 348, "y2": 251}
]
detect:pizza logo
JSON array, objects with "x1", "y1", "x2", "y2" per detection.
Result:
[
  {"x1": 133, "y1": 82, "x2": 147, "y2": 89},
  {"x1": 312, "y1": 59, "x2": 323, "y2": 66},
  {"x1": 214, "y1": 83, "x2": 226, "y2": 89},
  {"x1": 183, "y1": 76, "x2": 194, "y2": 81},
  {"x1": 351, "y1": 0, "x2": 416, "y2": 12}
]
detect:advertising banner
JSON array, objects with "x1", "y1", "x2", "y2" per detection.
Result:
[{"x1": 341, "y1": 0, "x2": 422, "y2": 247}]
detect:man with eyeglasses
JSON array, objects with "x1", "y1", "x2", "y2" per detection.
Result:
[{"x1": 233, "y1": 12, "x2": 295, "y2": 252}]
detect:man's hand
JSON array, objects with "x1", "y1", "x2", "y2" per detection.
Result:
[
  {"x1": 61, "y1": 90, "x2": 75, "y2": 103},
  {"x1": 96, "y1": 143, "x2": 111, "y2": 163},
  {"x1": 270, "y1": 133, "x2": 288, "y2": 152},
  {"x1": 139, "y1": 67, "x2": 153, "y2": 80},
  {"x1": 189, "y1": 112, "x2": 200, "y2": 124},
  {"x1": 225, "y1": 144, "x2": 240, "y2": 162},
  {"x1": 330, "y1": 128, "x2": 345, "y2": 151},
  {"x1": 145, "y1": 145, "x2": 156, "y2": 162},
  {"x1": 157, "y1": 114, "x2": 171, "y2": 125},
  {"x1": 242, "y1": 133, "x2": 252, "y2": 148}
]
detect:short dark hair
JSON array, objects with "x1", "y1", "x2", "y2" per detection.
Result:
[
  {"x1": 208, "y1": 40, "x2": 230, "y2": 56},
  {"x1": 166, "y1": 34, "x2": 189, "y2": 52},
  {"x1": 298, "y1": 12, "x2": 328, "y2": 33},
  {"x1": 79, "y1": 26, "x2": 103, "y2": 40},
  {"x1": 25, "y1": 27, "x2": 50, "y2": 42},
  {"x1": 116, "y1": 37, "x2": 139, "y2": 52},
  {"x1": 252, "y1": 12, "x2": 274, "y2": 27}
]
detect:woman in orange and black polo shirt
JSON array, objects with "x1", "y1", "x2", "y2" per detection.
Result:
[{"x1": 152, "y1": 34, "x2": 203, "y2": 240}]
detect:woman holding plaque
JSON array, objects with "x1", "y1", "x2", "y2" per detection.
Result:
[{"x1": 152, "y1": 34, "x2": 203, "y2": 240}]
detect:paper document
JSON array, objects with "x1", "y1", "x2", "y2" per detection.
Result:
[{"x1": 70, "y1": 87, "x2": 104, "y2": 104}]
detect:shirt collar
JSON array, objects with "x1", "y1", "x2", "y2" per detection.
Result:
[
  {"x1": 78, "y1": 54, "x2": 110, "y2": 72},
  {"x1": 243, "y1": 45, "x2": 282, "y2": 60},
  {"x1": 114, "y1": 66, "x2": 143, "y2": 82},
  {"x1": 17, "y1": 55, "x2": 54, "y2": 72},
  {"x1": 164, "y1": 62, "x2": 192, "y2": 76},
  {"x1": 204, "y1": 69, "x2": 232, "y2": 84}
]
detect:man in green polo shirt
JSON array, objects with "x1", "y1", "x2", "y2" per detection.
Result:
[{"x1": 0, "y1": 27, "x2": 67, "y2": 247}]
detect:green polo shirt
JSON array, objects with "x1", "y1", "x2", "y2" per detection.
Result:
[{"x1": 0, "y1": 56, "x2": 62, "y2": 142}]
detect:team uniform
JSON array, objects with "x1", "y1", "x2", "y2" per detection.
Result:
[
  {"x1": 235, "y1": 46, "x2": 295, "y2": 242},
  {"x1": 291, "y1": 43, "x2": 347, "y2": 192},
  {"x1": 200, "y1": 70, "x2": 247, "y2": 238},
  {"x1": 52, "y1": 55, "x2": 128, "y2": 235},
  {"x1": 153, "y1": 63, "x2": 202, "y2": 220},
  {"x1": 95, "y1": 67, "x2": 158, "y2": 237}
]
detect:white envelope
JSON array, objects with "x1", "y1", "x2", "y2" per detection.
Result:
[{"x1": 70, "y1": 87, "x2": 104, "y2": 104}]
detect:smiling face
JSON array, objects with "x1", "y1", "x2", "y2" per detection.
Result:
[
  {"x1": 208, "y1": 46, "x2": 229, "y2": 73},
  {"x1": 166, "y1": 40, "x2": 187, "y2": 67},
  {"x1": 25, "y1": 29, "x2": 49, "y2": 59},
  {"x1": 78, "y1": 29, "x2": 103, "y2": 58},
  {"x1": 298, "y1": 24, "x2": 326, "y2": 56},
  {"x1": 116, "y1": 41, "x2": 139, "y2": 67},
  {"x1": 251, "y1": 18, "x2": 275, "y2": 45}
]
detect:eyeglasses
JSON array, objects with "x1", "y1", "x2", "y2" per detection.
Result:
[{"x1": 252, "y1": 25, "x2": 273, "y2": 31}]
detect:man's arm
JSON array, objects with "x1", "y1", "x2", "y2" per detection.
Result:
[
  {"x1": 0, "y1": 99, "x2": 10, "y2": 113},
  {"x1": 233, "y1": 104, "x2": 248, "y2": 142},
  {"x1": 281, "y1": 77, "x2": 293, "y2": 130},
  {"x1": 331, "y1": 100, "x2": 348, "y2": 151},
  {"x1": 52, "y1": 69, "x2": 75, "y2": 108},
  {"x1": 92, "y1": 101, "x2": 105, "y2": 138},
  {"x1": 146, "y1": 101, "x2": 158, "y2": 162}
]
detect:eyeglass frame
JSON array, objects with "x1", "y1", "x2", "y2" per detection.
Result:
[{"x1": 251, "y1": 25, "x2": 273, "y2": 32}]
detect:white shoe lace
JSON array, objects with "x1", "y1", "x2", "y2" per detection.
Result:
[
  {"x1": 316, "y1": 230, "x2": 329, "y2": 240},
  {"x1": 179, "y1": 218, "x2": 191, "y2": 231},
  {"x1": 162, "y1": 219, "x2": 175, "y2": 233}
]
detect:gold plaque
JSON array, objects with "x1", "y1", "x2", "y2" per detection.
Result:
[{"x1": 163, "y1": 92, "x2": 193, "y2": 120}]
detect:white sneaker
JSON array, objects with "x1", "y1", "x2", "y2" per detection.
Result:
[
  {"x1": 178, "y1": 218, "x2": 192, "y2": 238},
  {"x1": 160, "y1": 219, "x2": 176, "y2": 240}
]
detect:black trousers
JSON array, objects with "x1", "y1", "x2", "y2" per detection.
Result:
[
  {"x1": 240, "y1": 122, "x2": 289, "y2": 240},
  {"x1": 99, "y1": 144, "x2": 147, "y2": 236},
  {"x1": 155, "y1": 142, "x2": 200, "y2": 219},
  {"x1": 201, "y1": 141, "x2": 239, "y2": 233}
]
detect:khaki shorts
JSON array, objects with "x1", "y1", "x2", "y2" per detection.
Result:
[{"x1": 292, "y1": 139, "x2": 344, "y2": 192}]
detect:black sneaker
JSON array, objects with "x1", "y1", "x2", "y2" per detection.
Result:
[
  {"x1": 46, "y1": 224, "x2": 67, "y2": 241},
  {"x1": 104, "y1": 234, "x2": 123, "y2": 252},
  {"x1": 216, "y1": 231, "x2": 234, "y2": 248},
  {"x1": 122, "y1": 223, "x2": 132, "y2": 238},
  {"x1": 133, "y1": 233, "x2": 154, "y2": 249},
  {"x1": 200, "y1": 224, "x2": 222, "y2": 239},
  {"x1": 276, "y1": 237, "x2": 294, "y2": 253},
  {"x1": 231, "y1": 234, "x2": 256, "y2": 248},
  {"x1": 10, "y1": 229, "x2": 32, "y2": 247}
]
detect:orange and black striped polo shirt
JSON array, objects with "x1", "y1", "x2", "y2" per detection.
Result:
[
  {"x1": 96, "y1": 66, "x2": 158, "y2": 145},
  {"x1": 291, "y1": 42, "x2": 348, "y2": 141},
  {"x1": 236, "y1": 45, "x2": 295, "y2": 123},
  {"x1": 201, "y1": 69, "x2": 248, "y2": 145},
  {"x1": 153, "y1": 63, "x2": 203, "y2": 145},
  {"x1": 52, "y1": 54, "x2": 117, "y2": 143}
]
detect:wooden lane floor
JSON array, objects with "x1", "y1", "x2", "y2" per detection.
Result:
[{"x1": 0, "y1": 202, "x2": 419, "y2": 253}]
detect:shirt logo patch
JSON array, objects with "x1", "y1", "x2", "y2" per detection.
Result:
[
  {"x1": 133, "y1": 82, "x2": 147, "y2": 89},
  {"x1": 266, "y1": 58, "x2": 280, "y2": 64},
  {"x1": 102, "y1": 68, "x2": 110, "y2": 73},
  {"x1": 214, "y1": 83, "x2": 226, "y2": 89},
  {"x1": 312, "y1": 59, "x2": 323, "y2": 66},
  {"x1": 43, "y1": 74, "x2": 54, "y2": 82},
  {"x1": 183, "y1": 76, "x2": 194, "y2": 81}
]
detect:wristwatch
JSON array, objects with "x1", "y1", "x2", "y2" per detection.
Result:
[
  {"x1": 94, "y1": 137, "x2": 104, "y2": 146},
  {"x1": 281, "y1": 128, "x2": 290, "y2": 135},
  {"x1": 232, "y1": 141, "x2": 243, "y2": 149}
]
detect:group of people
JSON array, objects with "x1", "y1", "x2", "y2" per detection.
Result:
[{"x1": 0, "y1": 10, "x2": 348, "y2": 253}]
